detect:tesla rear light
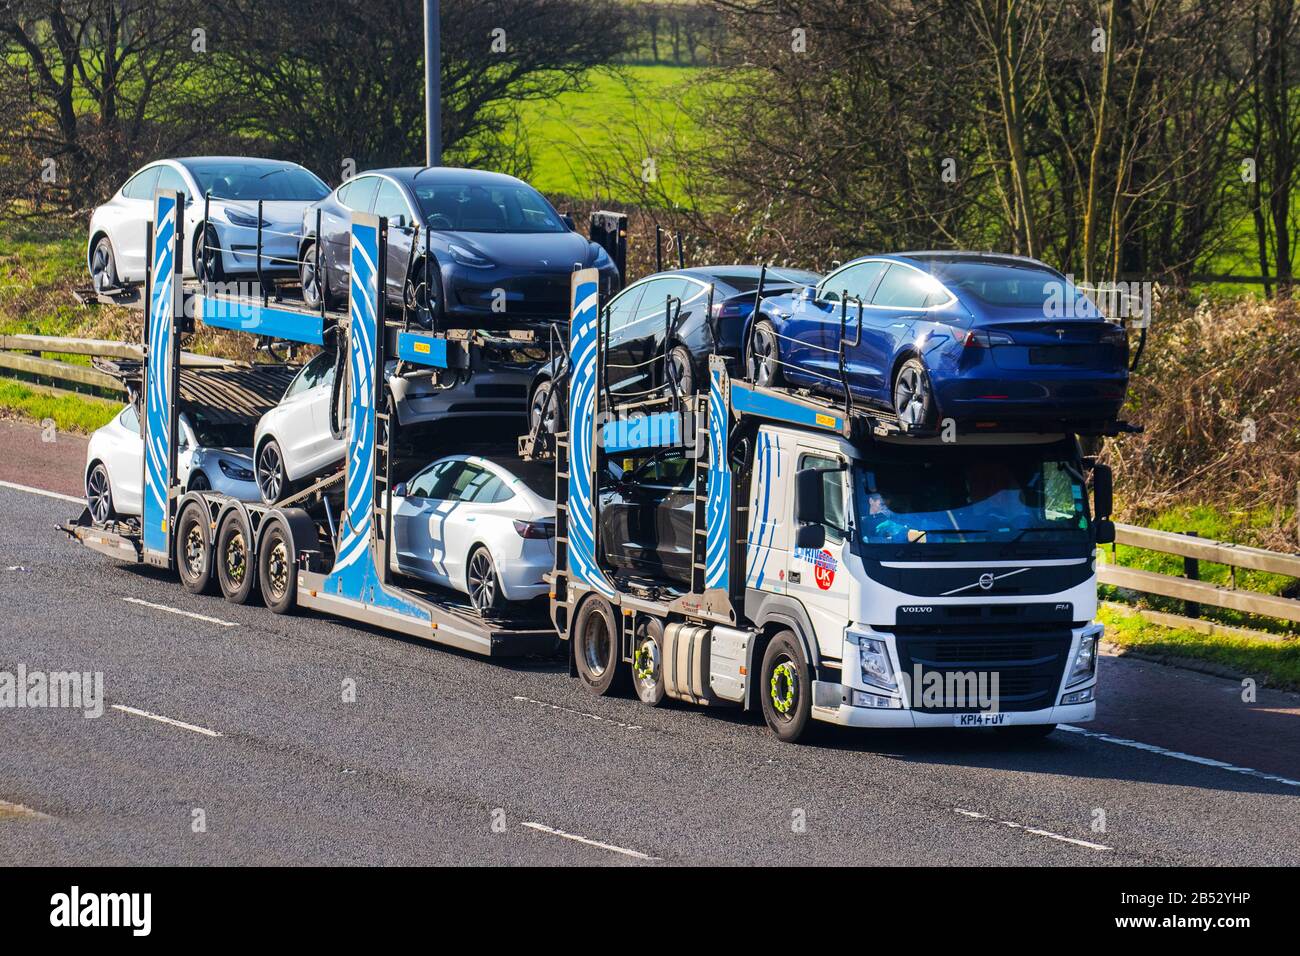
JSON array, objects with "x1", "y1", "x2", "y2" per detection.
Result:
[{"x1": 514, "y1": 519, "x2": 555, "y2": 539}]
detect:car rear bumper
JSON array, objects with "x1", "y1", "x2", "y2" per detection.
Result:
[{"x1": 936, "y1": 375, "x2": 1127, "y2": 425}]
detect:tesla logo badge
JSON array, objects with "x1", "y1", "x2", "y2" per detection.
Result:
[
  {"x1": 1055, "y1": 328, "x2": 1066, "y2": 339},
  {"x1": 978, "y1": 572, "x2": 995, "y2": 590},
  {"x1": 539, "y1": 259, "x2": 549, "y2": 265}
]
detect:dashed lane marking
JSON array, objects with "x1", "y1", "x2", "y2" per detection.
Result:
[
  {"x1": 0, "y1": 479, "x2": 82, "y2": 504},
  {"x1": 953, "y1": 808, "x2": 1113, "y2": 852},
  {"x1": 111, "y1": 704, "x2": 223, "y2": 738},
  {"x1": 513, "y1": 695, "x2": 641, "y2": 730},
  {"x1": 521, "y1": 821, "x2": 660, "y2": 861},
  {"x1": 1060, "y1": 724, "x2": 1300, "y2": 788},
  {"x1": 123, "y1": 596, "x2": 238, "y2": 628}
]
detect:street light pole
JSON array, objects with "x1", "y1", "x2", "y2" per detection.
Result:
[{"x1": 424, "y1": 0, "x2": 441, "y2": 166}]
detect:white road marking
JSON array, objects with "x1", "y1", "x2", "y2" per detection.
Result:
[
  {"x1": 953, "y1": 808, "x2": 1113, "y2": 852},
  {"x1": 111, "y1": 704, "x2": 223, "y2": 738},
  {"x1": 1059, "y1": 724, "x2": 1300, "y2": 788},
  {"x1": 0, "y1": 798, "x2": 51, "y2": 820},
  {"x1": 521, "y1": 821, "x2": 660, "y2": 861},
  {"x1": 513, "y1": 695, "x2": 641, "y2": 730},
  {"x1": 123, "y1": 596, "x2": 238, "y2": 628},
  {"x1": 0, "y1": 479, "x2": 82, "y2": 504}
]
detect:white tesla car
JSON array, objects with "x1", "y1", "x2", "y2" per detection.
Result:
[
  {"x1": 84, "y1": 404, "x2": 259, "y2": 523},
  {"x1": 389, "y1": 455, "x2": 556, "y2": 614},
  {"x1": 87, "y1": 156, "x2": 328, "y2": 291},
  {"x1": 251, "y1": 351, "x2": 532, "y2": 503}
]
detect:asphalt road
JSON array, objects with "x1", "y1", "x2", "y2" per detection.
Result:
[{"x1": 1, "y1": 480, "x2": 1298, "y2": 865}]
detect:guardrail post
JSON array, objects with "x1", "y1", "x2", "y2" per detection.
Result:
[{"x1": 1183, "y1": 530, "x2": 1200, "y2": 619}]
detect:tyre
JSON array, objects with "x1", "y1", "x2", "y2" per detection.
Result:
[
  {"x1": 631, "y1": 617, "x2": 667, "y2": 706},
  {"x1": 665, "y1": 345, "x2": 694, "y2": 400},
  {"x1": 188, "y1": 471, "x2": 210, "y2": 492},
  {"x1": 760, "y1": 630, "x2": 813, "y2": 743},
  {"x1": 89, "y1": 236, "x2": 119, "y2": 292},
  {"x1": 995, "y1": 723, "x2": 1058, "y2": 741},
  {"x1": 215, "y1": 511, "x2": 256, "y2": 605},
  {"x1": 175, "y1": 503, "x2": 215, "y2": 595},
  {"x1": 466, "y1": 546, "x2": 503, "y2": 617},
  {"x1": 572, "y1": 596, "x2": 624, "y2": 696},
  {"x1": 85, "y1": 462, "x2": 115, "y2": 524},
  {"x1": 256, "y1": 439, "x2": 288, "y2": 504},
  {"x1": 893, "y1": 358, "x2": 935, "y2": 430},
  {"x1": 528, "y1": 378, "x2": 559, "y2": 436},
  {"x1": 300, "y1": 240, "x2": 330, "y2": 310},
  {"x1": 258, "y1": 521, "x2": 298, "y2": 615},
  {"x1": 402, "y1": 256, "x2": 444, "y2": 329},
  {"x1": 746, "y1": 320, "x2": 782, "y2": 386},
  {"x1": 196, "y1": 226, "x2": 224, "y2": 283}
]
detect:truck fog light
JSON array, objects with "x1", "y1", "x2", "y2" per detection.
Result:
[
  {"x1": 856, "y1": 635, "x2": 898, "y2": 692},
  {"x1": 1060, "y1": 687, "x2": 1094, "y2": 705},
  {"x1": 852, "y1": 690, "x2": 902, "y2": 709}
]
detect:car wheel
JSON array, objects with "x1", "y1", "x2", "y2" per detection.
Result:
[
  {"x1": 632, "y1": 617, "x2": 667, "y2": 706},
  {"x1": 300, "y1": 240, "x2": 329, "y2": 310},
  {"x1": 86, "y1": 462, "x2": 115, "y2": 524},
  {"x1": 176, "y1": 503, "x2": 215, "y2": 595},
  {"x1": 466, "y1": 546, "x2": 503, "y2": 616},
  {"x1": 403, "y1": 256, "x2": 444, "y2": 329},
  {"x1": 215, "y1": 511, "x2": 256, "y2": 605},
  {"x1": 528, "y1": 378, "x2": 559, "y2": 435},
  {"x1": 189, "y1": 471, "x2": 210, "y2": 492},
  {"x1": 256, "y1": 439, "x2": 288, "y2": 503},
  {"x1": 747, "y1": 320, "x2": 782, "y2": 387},
  {"x1": 893, "y1": 358, "x2": 936, "y2": 429},
  {"x1": 196, "y1": 226, "x2": 224, "y2": 283},
  {"x1": 89, "y1": 237, "x2": 119, "y2": 292},
  {"x1": 258, "y1": 521, "x2": 298, "y2": 615},
  {"x1": 573, "y1": 596, "x2": 625, "y2": 696},
  {"x1": 665, "y1": 345, "x2": 694, "y2": 400},
  {"x1": 760, "y1": 630, "x2": 814, "y2": 743}
]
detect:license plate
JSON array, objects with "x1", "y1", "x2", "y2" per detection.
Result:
[{"x1": 953, "y1": 712, "x2": 1008, "y2": 728}]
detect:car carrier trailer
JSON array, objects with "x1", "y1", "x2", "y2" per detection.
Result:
[
  {"x1": 550, "y1": 267, "x2": 1116, "y2": 742},
  {"x1": 63, "y1": 188, "x2": 555, "y2": 656}
]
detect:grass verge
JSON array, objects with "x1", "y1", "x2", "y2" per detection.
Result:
[
  {"x1": 1099, "y1": 603, "x2": 1300, "y2": 691},
  {"x1": 0, "y1": 379, "x2": 118, "y2": 434}
]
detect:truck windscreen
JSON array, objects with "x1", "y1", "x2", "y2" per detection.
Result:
[{"x1": 853, "y1": 444, "x2": 1090, "y2": 547}]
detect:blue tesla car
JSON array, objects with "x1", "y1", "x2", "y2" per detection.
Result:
[{"x1": 746, "y1": 252, "x2": 1129, "y2": 431}]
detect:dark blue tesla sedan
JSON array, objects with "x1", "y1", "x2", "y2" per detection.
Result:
[
  {"x1": 299, "y1": 166, "x2": 620, "y2": 327},
  {"x1": 746, "y1": 252, "x2": 1129, "y2": 431}
]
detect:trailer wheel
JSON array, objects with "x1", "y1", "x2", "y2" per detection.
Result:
[
  {"x1": 176, "y1": 504, "x2": 215, "y2": 595},
  {"x1": 631, "y1": 617, "x2": 667, "y2": 706},
  {"x1": 760, "y1": 630, "x2": 813, "y2": 743},
  {"x1": 572, "y1": 596, "x2": 624, "y2": 696},
  {"x1": 215, "y1": 511, "x2": 257, "y2": 605},
  {"x1": 259, "y1": 521, "x2": 298, "y2": 615}
]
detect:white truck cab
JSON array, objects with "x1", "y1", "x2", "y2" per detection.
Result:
[{"x1": 742, "y1": 423, "x2": 1101, "y2": 737}]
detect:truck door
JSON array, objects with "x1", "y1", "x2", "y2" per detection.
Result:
[
  {"x1": 744, "y1": 428, "x2": 791, "y2": 594},
  {"x1": 785, "y1": 447, "x2": 851, "y2": 647}
]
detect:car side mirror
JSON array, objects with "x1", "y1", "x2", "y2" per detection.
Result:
[
  {"x1": 561, "y1": 213, "x2": 576, "y2": 231},
  {"x1": 1092, "y1": 463, "x2": 1113, "y2": 520},
  {"x1": 389, "y1": 214, "x2": 408, "y2": 230},
  {"x1": 801, "y1": 286, "x2": 817, "y2": 301},
  {"x1": 795, "y1": 523, "x2": 825, "y2": 550},
  {"x1": 1094, "y1": 518, "x2": 1115, "y2": 545},
  {"x1": 393, "y1": 481, "x2": 408, "y2": 498},
  {"x1": 795, "y1": 467, "x2": 825, "y2": 527}
]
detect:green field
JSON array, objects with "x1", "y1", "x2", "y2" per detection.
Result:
[{"x1": 506, "y1": 64, "x2": 713, "y2": 205}]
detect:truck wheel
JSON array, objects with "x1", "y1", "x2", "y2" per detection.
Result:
[
  {"x1": 760, "y1": 631, "x2": 813, "y2": 743},
  {"x1": 216, "y1": 511, "x2": 257, "y2": 605},
  {"x1": 176, "y1": 504, "x2": 215, "y2": 595},
  {"x1": 259, "y1": 521, "x2": 298, "y2": 615},
  {"x1": 632, "y1": 617, "x2": 667, "y2": 706},
  {"x1": 573, "y1": 596, "x2": 624, "y2": 696}
]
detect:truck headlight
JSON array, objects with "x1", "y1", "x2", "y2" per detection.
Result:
[
  {"x1": 856, "y1": 635, "x2": 897, "y2": 693},
  {"x1": 1066, "y1": 626, "x2": 1101, "y2": 687}
]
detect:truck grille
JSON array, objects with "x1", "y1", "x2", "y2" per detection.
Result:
[{"x1": 894, "y1": 631, "x2": 1070, "y2": 713}]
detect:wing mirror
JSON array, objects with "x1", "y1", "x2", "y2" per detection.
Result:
[
  {"x1": 795, "y1": 523, "x2": 825, "y2": 550},
  {"x1": 1094, "y1": 518, "x2": 1116, "y2": 545},
  {"x1": 392, "y1": 481, "x2": 408, "y2": 498},
  {"x1": 1091, "y1": 463, "x2": 1113, "y2": 519},
  {"x1": 795, "y1": 467, "x2": 826, "y2": 526},
  {"x1": 561, "y1": 213, "x2": 576, "y2": 231}
]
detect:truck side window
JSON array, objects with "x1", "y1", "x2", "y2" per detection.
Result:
[{"x1": 800, "y1": 452, "x2": 846, "y2": 542}]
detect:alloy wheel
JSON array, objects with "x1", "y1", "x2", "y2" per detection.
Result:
[
  {"x1": 467, "y1": 549, "x2": 498, "y2": 614},
  {"x1": 86, "y1": 466, "x2": 111, "y2": 523},
  {"x1": 894, "y1": 364, "x2": 931, "y2": 426},
  {"x1": 257, "y1": 443, "x2": 284, "y2": 502},
  {"x1": 748, "y1": 325, "x2": 779, "y2": 385}
]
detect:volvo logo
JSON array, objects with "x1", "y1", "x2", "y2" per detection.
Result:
[{"x1": 941, "y1": 567, "x2": 1032, "y2": 597}]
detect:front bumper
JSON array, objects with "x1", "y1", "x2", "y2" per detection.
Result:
[{"x1": 811, "y1": 686, "x2": 1095, "y2": 729}]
